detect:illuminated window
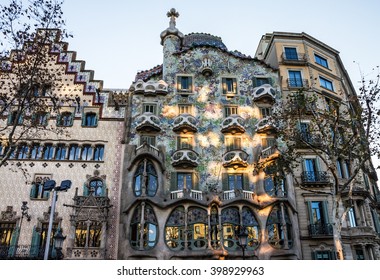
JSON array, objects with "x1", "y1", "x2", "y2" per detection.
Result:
[
  {"x1": 133, "y1": 159, "x2": 158, "y2": 197},
  {"x1": 222, "y1": 77, "x2": 237, "y2": 95},
  {"x1": 75, "y1": 221, "x2": 102, "y2": 248},
  {"x1": 267, "y1": 204, "x2": 293, "y2": 249},
  {"x1": 177, "y1": 76, "x2": 193, "y2": 92},
  {"x1": 130, "y1": 204, "x2": 158, "y2": 250}
]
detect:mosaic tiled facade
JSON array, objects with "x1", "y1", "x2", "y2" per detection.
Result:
[{"x1": 1, "y1": 9, "x2": 380, "y2": 260}]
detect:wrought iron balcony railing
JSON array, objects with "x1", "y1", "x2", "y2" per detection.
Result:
[
  {"x1": 281, "y1": 52, "x2": 307, "y2": 64},
  {"x1": 308, "y1": 223, "x2": 333, "y2": 237},
  {"x1": 301, "y1": 171, "x2": 329, "y2": 184},
  {"x1": 287, "y1": 78, "x2": 309, "y2": 89},
  {"x1": 0, "y1": 245, "x2": 55, "y2": 260}
]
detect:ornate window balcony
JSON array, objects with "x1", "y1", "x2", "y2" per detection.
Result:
[
  {"x1": 222, "y1": 149, "x2": 249, "y2": 168},
  {"x1": 281, "y1": 52, "x2": 307, "y2": 65},
  {"x1": 135, "y1": 112, "x2": 161, "y2": 132},
  {"x1": 222, "y1": 189, "x2": 254, "y2": 200},
  {"x1": 255, "y1": 118, "x2": 275, "y2": 133},
  {"x1": 252, "y1": 84, "x2": 276, "y2": 103},
  {"x1": 170, "y1": 189, "x2": 203, "y2": 200},
  {"x1": 132, "y1": 79, "x2": 168, "y2": 95},
  {"x1": 296, "y1": 133, "x2": 323, "y2": 147},
  {"x1": 221, "y1": 114, "x2": 245, "y2": 134},
  {"x1": 171, "y1": 149, "x2": 199, "y2": 168},
  {"x1": 287, "y1": 78, "x2": 309, "y2": 89},
  {"x1": 301, "y1": 171, "x2": 329, "y2": 184},
  {"x1": 173, "y1": 114, "x2": 197, "y2": 133},
  {"x1": 308, "y1": 223, "x2": 333, "y2": 237}
]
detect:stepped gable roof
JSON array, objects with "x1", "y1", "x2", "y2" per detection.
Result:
[{"x1": 135, "y1": 64, "x2": 163, "y2": 82}]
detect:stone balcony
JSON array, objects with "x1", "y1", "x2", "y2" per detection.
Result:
[
  {"x1": 171, "y1": 149, "x2": 199, "y2": 168},
  {"x1": 132, "y1": 79, "x2": 168, "y2": 95},
  {"x1": 173, "y1": 114, "x2": 197, "y2": 133},
  {"x1": 221, "y1": 114, "x2": 245, "y2": 134},
  {"x1": 135, "y1": 112, "x2": 161, "y2": 132},
  {"x1": 255, "y1": 117, "x2": 276, "y2": 134},
  {"x1": 252, "y1": 84, "x2": 276, "y2": 103},
  {"x1": 222, "y1": 189, "x2": 254, "y2": 201},
  {"x1": 170, "y1": 189, "x2": 203, "y2": 201},
  {"x1": 222, "y1": 149, "x2": 249, "y2": 168}
]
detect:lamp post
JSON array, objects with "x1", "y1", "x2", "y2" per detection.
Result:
[
  {"x1": 54, "y1": 228, "x2": 66, "y2": 260},
  {"x1": 43, "y1": 179, "x2": 71, "y2": 260},
  {"x1": 237, "y1": 226, "x2": 248, "y2": 260}
]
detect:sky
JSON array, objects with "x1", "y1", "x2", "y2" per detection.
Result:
[
  {"x1": 61, "y1": 0, "x2": 380, "y2": 90},
  {"x1": 61, "y1": 0, "x2": 380, "y2": 171}
]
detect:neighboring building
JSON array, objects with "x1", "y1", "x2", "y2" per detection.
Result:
[
  {"x1": 256, "y1": 32, "x2": 380, "y2": 260},
  {"x1": 0, "y1": 29, "x2": 124, "y2": 260},
  {"x1": 1, "y1": 10, "x2": 379, "y2": 260}
]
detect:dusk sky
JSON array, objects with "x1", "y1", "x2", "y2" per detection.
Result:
[
  {"x1": 62, "y1": 0, "x2": 380, "y2": 89},
  {"x1": 61, "y1": 0, "x2": 380, "y2": 171}
]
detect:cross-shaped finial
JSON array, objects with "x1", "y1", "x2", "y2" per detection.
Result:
[{"x1": 167, "y1": 8, "x2": 179, "y2": 28}]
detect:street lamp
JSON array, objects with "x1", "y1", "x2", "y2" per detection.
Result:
[
  {"x1": 43, "y1": 179, "x2": 72, "y2": 260},
  {"x1": 237, "y1": 226, "x2": 248, "y2": 260},
  {"x1": 54, "y1": 228, "x2": 66, "y2": 260}
]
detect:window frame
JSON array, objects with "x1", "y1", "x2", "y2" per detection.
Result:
[
  {"x1": 177, "y1": 75, "x2": 193, "y2": 93},
  {"x1": 222, "y1": 77, "x2": 238, "y2": 95},
  {"x1": 284, "y1": 47, "x2": 298, "y2": 60},
  {"x1": 319, "y1": 76, "x2": 334, "y2": 91},
  {"x1": 314, "y1": 54, "x2": 329, "y2": 68},
  {"x1": 224, "y1": 105, "x2": 238, "y2": 117}
]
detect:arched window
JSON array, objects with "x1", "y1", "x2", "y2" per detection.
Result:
[
  {"x1": 267, "y1": 203, "x2": 293, "y2": 249},
  {"x1": 242, "y1": 207, "x2": 260, "y2": 251},
  {"x1": 81, "y1": 145, "x2": 93, "y2": 160},
  {"x1": 130, "y1": 203, "x2": 158, "y2": 250},
  {"x1": 210, "y1": 206, "x2": 220, "y2": 249},
  {"x1": 93, "y1": 145, "x2": 104, "y2": 161},
  {"x1": 133, "y1": 159, "x2": 158, "y2": 197},
  {"x1": 221, "y1": 207, "x2": 240, "y2": 250},
  {"x1": 68, "y1": 144, "x2": 80, "y2": 160},
  {"x1": 187, "y1": 207, "x2": 208, "y2": 250},
  {"x1": 165, "y1": 206, "x2": 185, "y2": 250},
  {"x1": 264, "y1": 165, "x2": 287, "y2": 197}
]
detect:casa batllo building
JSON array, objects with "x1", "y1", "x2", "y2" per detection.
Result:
[{"x1": 1, "y1": 9, "x2": 380, "y2": 260}]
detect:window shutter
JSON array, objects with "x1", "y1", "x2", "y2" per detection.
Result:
[
  {"x1": 30, "y1": 226, "x2": 41, "y2": 258},
  {"x1": 322, "y1": 201, "x2": 329, "y2": 223},
  {"x1": 307, "y1": 201, "x2": 313, "y2": 224},
  {"x1": 193, "y1": 172, "x2": 199, "y2": 191},
  {"x1": 243, "y1": 173, "x2": 249, "y2": 190},
  {"x1": 177, "y1": 76, "x2": 181, "y2": 90},
  {"x1": 18, "y1": 113, "x2": 24, "y2": 124},
  {"x1": 7, "y1": 112, "x2": 13, "y2": 125},
  {"x1": 252, "y1": 77, "x2": 257, "y2": 88},
  {"x1": 7, "y1": 226, "x2": 20, "y2": 257},
  {"x1": 83, "y1": 183, "x2": 89, "y2": 196},
  {"x1": 188, "y1": 77, "x2": 193, "y2": 92},
  {"x1": 56, "y1": 113, "x2": 61, "y2": 126},
  {"x1": 101, "y1": 181, "x2": 107, "y2": 196},
  {"x1": 43, "y1": 190, "x2": 50, "y2": 199},
  {"x1": 233, "y1": 79, "x2": 237, "y2": 94},
  {"x1": 30, "y1": 184, "x2": 37, "y2": 198},
  {"x1": 311, "y1": 251, "x2": 316, "y2": 260},
  {"x1": 170, "y1": 172, "x2": 177, "y2": 191},
  {"x1": 371, "y1": 209, "x2": 380, "y2": 233},
  {"x1": 81, "y1": 112, "x2": 86, "y2": 126},
  {"x1": 222, "y1": 78, "x2": 227, "y2": 94},
  {"x1": 222, "y1": 173, "x2": 228, "y2": 191}
]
